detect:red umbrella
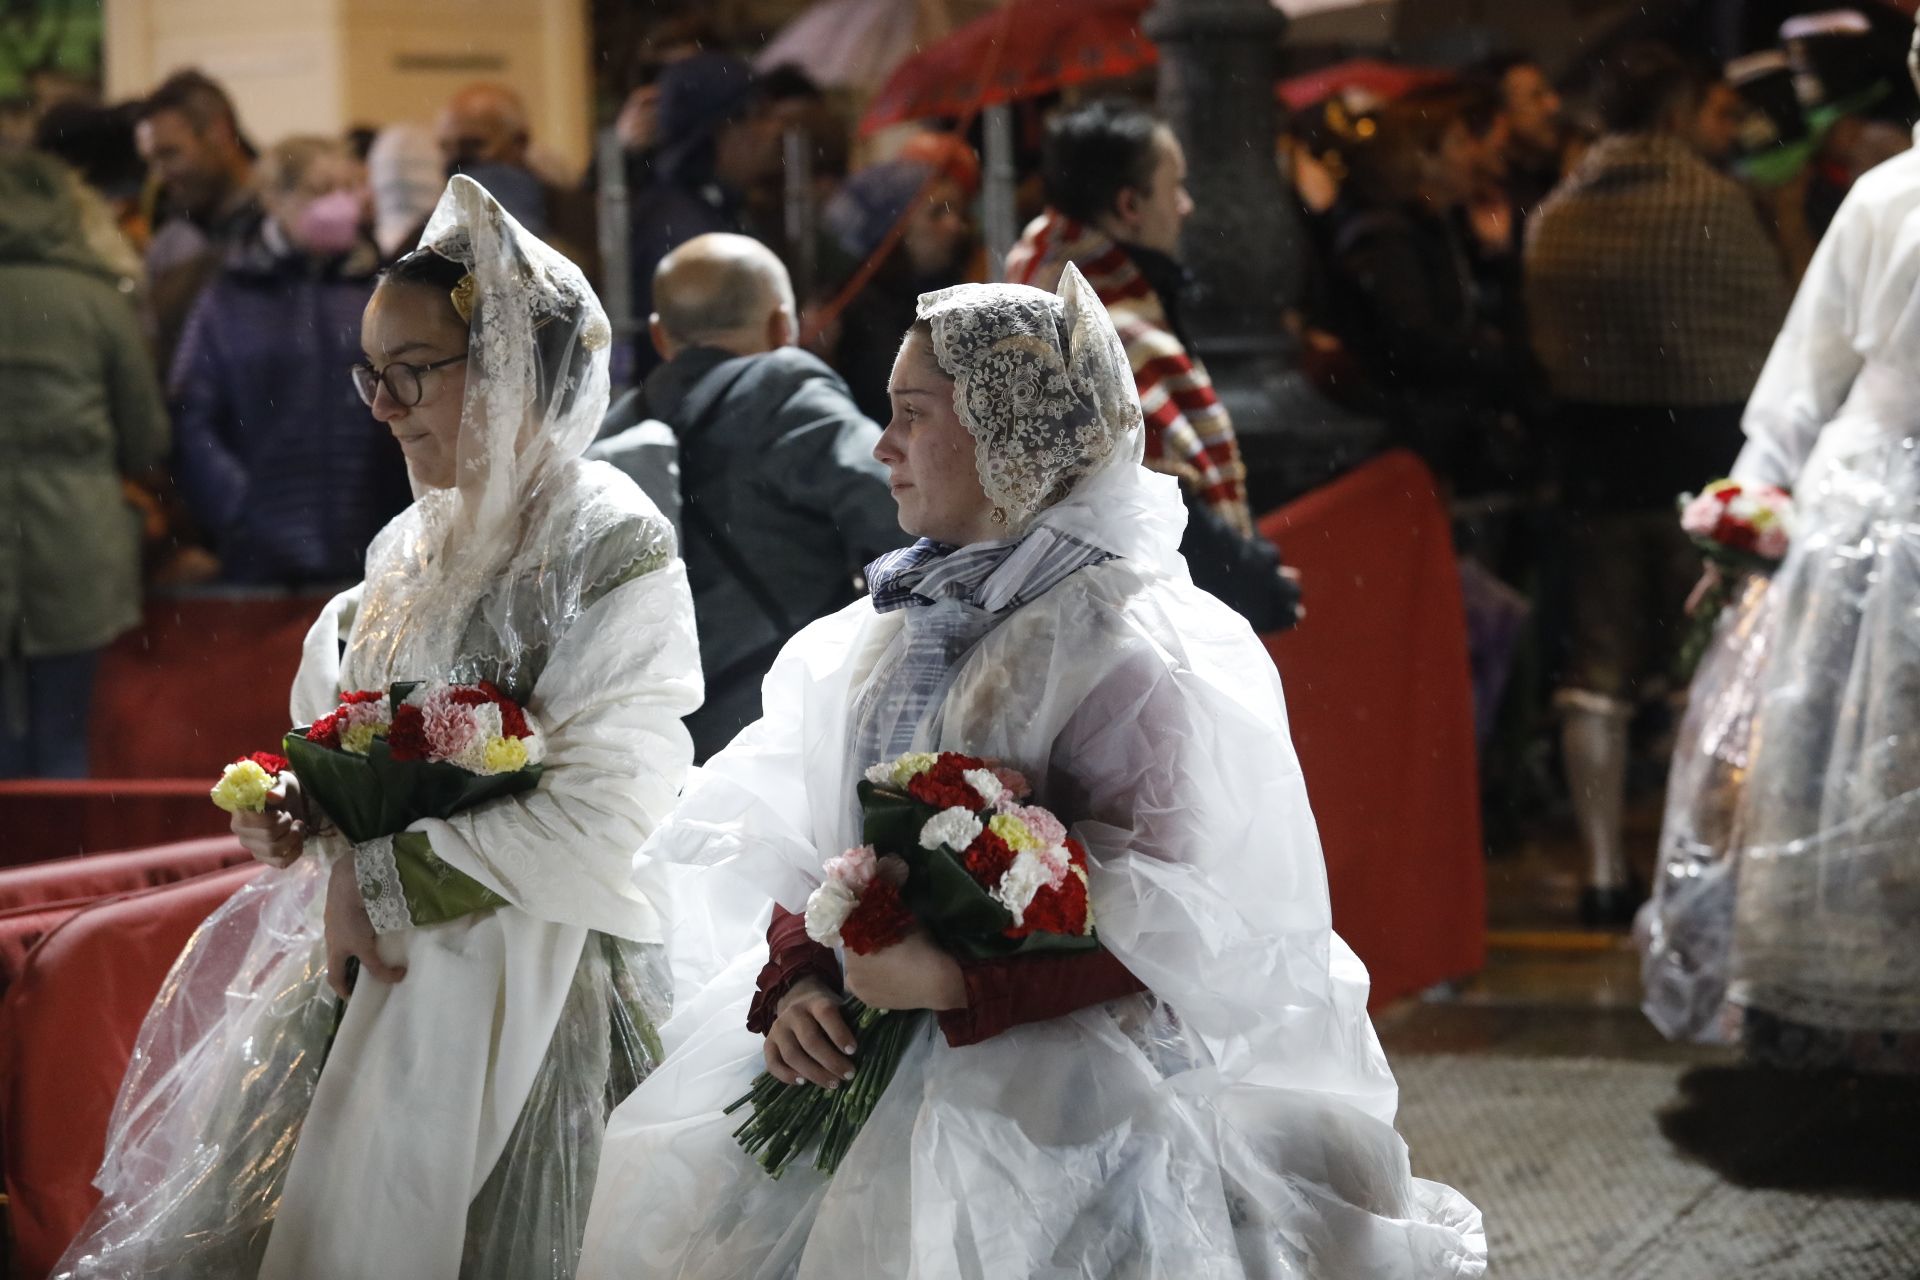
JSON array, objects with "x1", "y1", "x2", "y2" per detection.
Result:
[
  {"x1": 1276, "y1": 58, "x2": 1453, "y2": 112},
  {"x1": 861, "y1": 0, "x2": 1156, "y2": 135}
]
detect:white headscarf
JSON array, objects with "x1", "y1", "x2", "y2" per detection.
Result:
[
  {"x1": 344, "y1": 175, "x2": 617, "y2": 690},
  {"x1": 916, "y1": 262, "x2": 1187, "y2": 578}
]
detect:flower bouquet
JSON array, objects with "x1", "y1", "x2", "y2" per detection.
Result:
[
  {"x1": 209, "y1": 681, "x2": 546, "y2": 844},
  {"x1": 727, "y1": 751, "x2": 1099, "y2": 1178},
  {"x1": 1676, "y1": 479, "x2": 1795, "y2": 674}
]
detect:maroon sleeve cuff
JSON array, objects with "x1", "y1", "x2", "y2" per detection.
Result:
[
  {"x1": 746, "y1": 905, "x2": 842, "y2": 1035},
  {"x1": 937, "y1": 946, "x2": 1147, "y2": 1048}
]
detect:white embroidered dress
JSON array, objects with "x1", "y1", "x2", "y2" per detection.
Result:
[{"x1": 54, "y1": 177, "x2": 702, "y2": 1279}]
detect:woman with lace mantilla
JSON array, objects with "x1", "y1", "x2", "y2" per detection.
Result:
[
  {"x1": 56, "y1": 176, "x2": 702, "y2": 1279},
  {"x1": 579, "y1": 268, "x2": 1486, "y2": 1277}
]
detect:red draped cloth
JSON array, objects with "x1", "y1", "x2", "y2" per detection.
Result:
[
  {"x1": 1, "y1": 594, "x2": 325, "y2": 866},
  {"x1": 1260, "y1": 451, "x2": 1485, "y2": 1007}
]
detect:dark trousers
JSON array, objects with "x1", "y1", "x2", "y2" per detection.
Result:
[{"x1": 1, "y1": 650, "x2": 102, "y2": 778}]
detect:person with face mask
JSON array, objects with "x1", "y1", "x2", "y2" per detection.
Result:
[{"x1": 169, "y1": 135, "x2": 414, "y2": 587}]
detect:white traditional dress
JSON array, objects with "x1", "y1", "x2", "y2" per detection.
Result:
[
  {"x1": 1646, "y1": 128, "x2": 1920, "y2": 1068},
  {"x1": 579, "y1": 269, "x2": 1486, "y2": 1278},
  {"x1": 54, "y1": 176, "x2": 702, "y2": 1278}
]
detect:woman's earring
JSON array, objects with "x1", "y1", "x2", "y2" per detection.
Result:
[{"x1": 989, "y1": 506, "x2": 1008, "y2": 526}]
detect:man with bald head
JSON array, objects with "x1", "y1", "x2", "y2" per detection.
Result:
[
  {"x1": 609, "y1": 233, "x2": 905, "y2": 759},
  {"x1": 437, "y1": 82, "x2": 597, "y2": 269}
]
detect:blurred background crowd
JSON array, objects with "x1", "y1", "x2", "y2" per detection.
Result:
[{"x1": 5, "y1": 0, "x2": 1920, "y2": 928}]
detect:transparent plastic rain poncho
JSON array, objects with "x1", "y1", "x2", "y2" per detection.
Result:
[
  {"x1": 54, "y1": 175, "x2": 702, "y2": 1279},
  {"x1": 579, "y1": 267, "x2": 1487, "y2": 1279},
  {"x1": 1646, "y1": 129, "x2": 1920, "y2": 1052}
]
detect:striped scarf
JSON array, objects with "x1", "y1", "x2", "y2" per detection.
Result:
[
  {"x1": 1006, "y1": 211, "x2": 1252, "y2": 535},
  {"x1": 852, "y1": 530, "x2": 1112, "y2": 762}
]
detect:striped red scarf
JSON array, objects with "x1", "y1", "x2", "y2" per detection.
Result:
[{"x1": 1006, "y1": 212, "x2": 1250, "y2": 534}]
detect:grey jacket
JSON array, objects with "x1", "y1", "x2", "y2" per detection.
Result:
[{"x1": 636, "y1": 345, "x2": 907, "y2": 760}]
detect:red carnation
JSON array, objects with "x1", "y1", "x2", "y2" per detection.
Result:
[
  {"x1": 909, "y1": 772, "x2": 982, "y2": 811},
  {"x1": 387, "y1": 703, "x2": 430, "y2": 761},
  {"x1": 1717, "y1": 518, "x2": 1759, "y2": 553},
  {"x1": 962, "y1": 829, "x2": 1016, "y2": 890},
  {"x1": 448, "y1": 686, "x2": 494, "y2": 708},
  {"x1": 306, "y1": 712, "x2": 344, "y2": 749},
  {"x1": 840, "y1": 879, "x2": 916, "y2": 955},
  {"x1": 496, "y1": 700, "x2": 530, "y2": 738},
  {"x1": 244, "y1": 751, "x2": 290, "y2": 776},
  {"x1": 1006, "y1": 871, "x2": 1090, "y2": 939},
  {"x1": 339, "y1": 689, "x2": 385, "y2": 706},
  {"x1": 908, "y1": 755, "x2": 989, "y2": 811}
]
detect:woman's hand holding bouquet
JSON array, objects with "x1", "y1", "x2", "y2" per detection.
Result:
[{"x1": 731, "y1": 751, "x2": 1100, "y2": 1178}]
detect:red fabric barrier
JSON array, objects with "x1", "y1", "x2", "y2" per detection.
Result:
[
  {"x1": 1260, "y1": 450, "x2": 1485, "y2": 1007},
  {"x1": 0, "y1": 838, "x2": 252, "y2": 1000},
  {"x1": 0, "y1": 780, "x2": 228, "y2": 868},
  {"x1": 87, "y1": 594, "x2": 327, "y2": 779},
  {"x1": 0, "y1": 863, "x2": 261, "y2": 1280}
]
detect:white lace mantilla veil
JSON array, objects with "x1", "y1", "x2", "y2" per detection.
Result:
[
  {"x1": 918, "y1": 263, "x2": 1188, "y2": 573},
  {"x1": 55, "y1": 175, "x2": 700, "y2": 1280},
  {"x1": 340, "y1": 173, "x2": 619, "y2": 691}
]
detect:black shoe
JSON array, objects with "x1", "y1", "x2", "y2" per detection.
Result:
[{"x1": 1579, "y1": 883, "x2": 1642, "y2": 929}]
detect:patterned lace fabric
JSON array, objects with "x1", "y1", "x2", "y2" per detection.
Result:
[{"x1": 916, "y1": 264, "x2": 1144, "y2": 530}]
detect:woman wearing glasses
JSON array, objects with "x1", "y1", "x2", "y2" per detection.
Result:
[{"x1": 55, "y1": 176, "x2": 706, "y2": 1279}]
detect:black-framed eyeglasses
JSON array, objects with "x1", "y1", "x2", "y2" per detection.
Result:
[{"x1": 350, "y1": 353, "x2": 468, "y2": 408}]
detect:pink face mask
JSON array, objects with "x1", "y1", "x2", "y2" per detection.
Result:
[{"x1": 295, "y1": 190, "x2": 365, "y2": 256}]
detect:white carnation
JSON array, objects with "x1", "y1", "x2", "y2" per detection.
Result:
[
  {"x1": 919, "y1": 806, "x2": 984, "y2": 852},
  {"x1": 804, "y1": 880, "x2": 859, "y2": 946},
  {"x1": 962, "y1": 768, "x2": 1003, "y2": 807},
  {"x1": 993, "y1": 848, "x2": 1054, "y2": 926},
  {"x1": 863, "y1": 761, "x2": 895, "y2": 786}
]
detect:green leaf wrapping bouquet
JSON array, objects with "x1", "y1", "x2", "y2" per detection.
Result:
[
  {"x1": 212, "y1": 680, "x2": 546, "y2": 844},
  {"x1": 728, "y1": 750, "x2": 1101, "y2": 1178}
]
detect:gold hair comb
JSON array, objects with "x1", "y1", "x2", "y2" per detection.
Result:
[{"x1": 451, "y1": 273, "x2": 478, "y2": 323}]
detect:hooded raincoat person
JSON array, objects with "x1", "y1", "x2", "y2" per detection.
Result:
[
  {"x1": 53, "y1": 175, "x2": 702, "y2": 1279},
  {"x1": 1644, "y1": 23, "x2": 1920, "y2": 1071},
  {"x1": 0, "y1": 150, "x2": 169, "y2": 778},
  {"x1": 578, "y1": 268, "x2": 1486, "y2": 1278}
]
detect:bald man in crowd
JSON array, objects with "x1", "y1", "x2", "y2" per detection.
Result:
[
  {"x1": 437, "y1": 82, "x2": 598, "y2": 272},
  {"x1": 607, "y1": 233, "x2": 906, "y2": 759}
]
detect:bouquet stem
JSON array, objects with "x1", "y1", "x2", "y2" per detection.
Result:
[{"x1": 725, "y1": 999, "x2": 926, "y2": 1178}]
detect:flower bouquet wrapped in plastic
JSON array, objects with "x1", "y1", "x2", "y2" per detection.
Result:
[
  {"x1": 1676, "y1": 478, "x2": 1794, "y2": 673},
  {"x1": 272, "y1": 681, "x2": 546, "y2": 843},
  {"x1": 728, "y1": 751, "x2": 1099, "y2": 1177}
]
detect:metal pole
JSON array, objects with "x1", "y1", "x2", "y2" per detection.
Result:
[
  {"x1": 782, "y1": 127, "x2": 817, "y2": 304},
  {"x1": 982, "y1": 103, "x2": 1018, "y2": 282},
  {"x1": 1144, "y1": 0, "x2": 1380, "y2": 502},
  {"x1": 595, "y1": 124, "x2": 636, "y2": 394}
]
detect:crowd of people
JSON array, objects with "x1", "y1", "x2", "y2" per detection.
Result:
[{"x1": 7, "y1": 6, "x2": 1920, "y2": 1276}]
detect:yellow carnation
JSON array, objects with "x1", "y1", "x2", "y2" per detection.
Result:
[
  {"x1": 988, "y1": 812, "x2": 1042, "y2": 852},
  {"x1": 482, "y1": 735, "x2": 530, "y2": 773},
  {"x1": 889, "y1": 752, "x2": 938, "y2": 788},
  {"x1": 210, "y1": 760, "x2": 275, "y2": 814},
  {"x1": 340, "y1": 722, "x2": 380, "y2": 755}
]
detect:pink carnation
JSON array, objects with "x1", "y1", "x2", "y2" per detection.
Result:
[
  {"x1": 1008, "y1": 804, "x2": 1067, "y2": 850},
  {"x1": 992, "y1": 767, "x2": 1032, "y2": 801},
  {"x1": 420, "y1": 690, "x2": 479, "y2": 760},
  {"x1": 823, "y1": 844, "x2": 878, "y2": 891},
  {"x1": 1679, "y1": 490, "x2": 1726, "y2": 540}
]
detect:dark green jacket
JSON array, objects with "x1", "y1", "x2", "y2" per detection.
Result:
[{"x1": 0, "y1": 152, "x2": 169, "y2": 657}]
